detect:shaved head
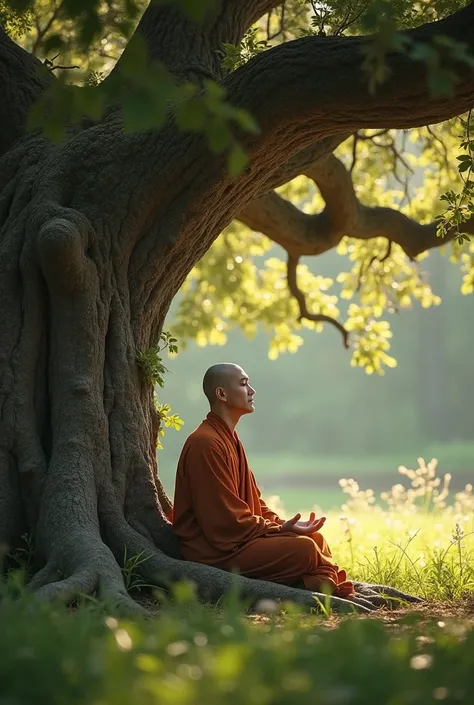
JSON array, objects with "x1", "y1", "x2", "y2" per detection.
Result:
[
  {"x1": 202, "y1": 363, "x2": 243, "y2": 404},
  {"x1": 203, "y1": 363, "x2": 255, "y2": 420}
]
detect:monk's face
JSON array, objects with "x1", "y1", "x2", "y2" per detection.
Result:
[{"x1": 218, "y1": 366, "x2": 255, "y2": 415}]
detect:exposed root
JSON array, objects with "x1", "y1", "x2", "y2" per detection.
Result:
[
  {"x1": 146, "y1": 555, "x2": 373, "y2": 614},
  {"x1": 104, "y1": 520, "x2": 373, "y2": 614},
  {"x1": 26, "y1": 541, "x2": 149, "y2": 617},
  {"x1": 26, "y1": 562, "x2": 60, "y2": 590},
  {"x1": 353, "y1": 581, "x2": 424, "y2": 608},
  {"x1": 34, "y1": 569, "x2": 96, "y2": 603},
  {"x1": 30, "y1": 568, "x2": 148, "y2": 616}
]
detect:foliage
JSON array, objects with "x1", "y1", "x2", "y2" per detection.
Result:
[
  {"x1": 174, "y1": 80, "x2": 259, "y2": 175},
  {"x1": 2, "y1": 532, "x2": 35, "y2": 577},
  {"x1": 169, "y1": 127, "x2": 452, "y2": 374},
  {"x1": 155, "y1": 402, "x2": 184, "y2": 450},
  {"x1": 136, "y1": 331, "x2": 178, "y2": 388},
  {"x1": 438, "y1": 111, "x2": 474, "y2": 244},
  {"x1": 222, "y1": 27, "x2": 268, "y2": 71},
  {"x1": 1, "y1": 570, "x2": 474, "y2": 704},
  {"x1": 4, "y1": 0, "x2": 256, "y2": 171},
  {"x1": 135, "y1": 332, "x2": 183, "y2": 448},
  {"x1": 5, "y1": 0, "x2": 474, "y2": 372},
  {"x1": 338, "y1": 457, "x2": 474, "y2": 515},
  {"x1": 0, "y1": 0, "x2": 32, "y2": 36},
  {"x1": 170, "y1": 1, "x2": 474, "y2": 374}
]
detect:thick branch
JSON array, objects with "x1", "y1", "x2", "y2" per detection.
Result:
[
  {"x1": 0, "y1": 26, "x2": 52, "y2": 156},
  {"x1": 287, "y1": 254, "x2": 350, "y2": 347},
  {"x1": 237, "y1": 153, "x2": 474, "y2": 259},
  {"x1": 243, "y1": 0, "x2": 286, "y2": 26},
  {"x1": 111, "y1": 0, "x2": 279, "y2": 83},
  {"x1": 259, "y1": 133, "x2": 352, "y2": 194},
  {"x1": 225, "y1": 3, "x2": 474, "y2": 165}
]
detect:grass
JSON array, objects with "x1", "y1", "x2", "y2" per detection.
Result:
[
  {"x1": 1, "y1": 580, "x2": 474, "y2": 705},
  {"x1": 1, "y1": 456, "x2": 473, "y2": 704},
  {"x1": 249, "y1": 441, "x2": 474, "y2": 479},
  {"x1": 261, "y1": 458, "x2": 474, "y2": 601},
  {"x1": 159, "y1": 442, "x2": 474, "y2": 496}
]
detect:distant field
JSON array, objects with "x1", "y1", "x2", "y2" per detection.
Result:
[
  {"x1": 260, "y1": 486, "x2": 344, "y2": 514},
  {"x1": 250, "y1": 443, "x2": 474, "y2": 479},
  {"x1": 160, "y1": 443, "x2": 474, "y2": 504}
]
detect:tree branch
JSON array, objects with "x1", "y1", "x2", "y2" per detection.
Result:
[
  {"x1": 237, "y1": 152, "x2": 474, "y2": 260},
  {"x1": 243, "y1": 0, "x2": 286, "y2": 26},
  {"x1": 0, "y1": 26, "x2": 52, "y2": 157},
  {"x1": 225, "y1": 3, "x2": 474, "y2": 172},
  {"x1": 287, "y1": 254, "x2": 350, "y2": 347},
  {"x1": 110, "y1": 0, "x2": 282, "y2": 84},
  {"x1": 259, "y1": 133, "x2": 352, "y2": 193}
]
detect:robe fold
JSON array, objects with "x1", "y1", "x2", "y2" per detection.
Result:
[{"x1": 172, "y1": 412, "x2": 354, "y2": 598}]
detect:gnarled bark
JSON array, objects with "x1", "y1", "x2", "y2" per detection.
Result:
[{"x1": 1, "y1": 0, "x2": 472, "y2": 613}]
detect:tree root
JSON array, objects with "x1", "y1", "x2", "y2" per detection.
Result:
[
  {"x1": 26, "y1": 554, "x2": 148, "y2": 617},
  {"x1": 352, "y1": 582, "x2": 424, "y2": 609},
  {"x1": 19, "y1": 516, "x2": 423, "y2": 618},
  {"x1": 102, "y1": 520, "x2": 374, "y2": 615}
]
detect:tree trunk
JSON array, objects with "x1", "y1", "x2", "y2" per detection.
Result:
[{"x1": 2, "y1": 0, "x2": 473, "y2": 614}]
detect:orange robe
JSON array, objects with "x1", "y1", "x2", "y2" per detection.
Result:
[{"x1": 173, "y1": 412, "x2": 354, "y2": 598}]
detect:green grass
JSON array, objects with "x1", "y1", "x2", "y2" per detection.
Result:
[
  {"x1": 2, "y1": 459, "x2": 473, "y2": 704},
  {"x1": 249, "y1": 442, "x2": 474, "y2": 479},
  {"x1": 260, "y1": 460, "x2": 474, "y2": 600},
  {"x1": 1, "y1": 582, "x2": 474, "y2": 705},
  {"x1": 160, "y1": 443, "x2": 474, "y2": 496}
]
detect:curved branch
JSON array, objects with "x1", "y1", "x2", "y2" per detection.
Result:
[
  {"x1": 260, "y1": 133, "x2": 352, "y2": 194},
  {"x1": 287, "y1": 254, "x2": 349, "y2": 348},
  {"x1": 237, "y1": 153, "x2": 359, "y2": 256},
  {"x1": 244, "y1": 0, "x2": 287, "y2": 26},
  {"x1": 237, "y1": 153, "x2": 474, "y2": 260}
]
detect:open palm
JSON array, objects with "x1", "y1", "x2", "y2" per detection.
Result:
[{"x1": 281, "y1": 511, "x2": 326, "y2": 535}]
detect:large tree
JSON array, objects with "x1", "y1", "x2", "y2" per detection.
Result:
[{"x1": 1, "y1": 0, "x2": 473, "y2": 614}]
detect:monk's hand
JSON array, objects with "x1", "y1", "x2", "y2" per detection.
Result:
[{"x1": 280, "y1": 511, "x2": 326, "y2": 535}]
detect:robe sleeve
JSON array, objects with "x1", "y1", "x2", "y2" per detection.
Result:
[
  {"x1": 250, "y1": 471, "x2": 284, "y2": 525},
  {"x1": 185, "y1": 439, "x2": 280, "y2": 552}
]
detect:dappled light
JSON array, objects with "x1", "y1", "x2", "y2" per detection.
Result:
[{"x1": 1, "y1": 0, "x2": 474, "y2": 701}]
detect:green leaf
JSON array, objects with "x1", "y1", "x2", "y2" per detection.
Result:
[
  {"x1": 228, "y1": 144, "x2": 248, "y2": 176},
  {"x1": 207, "y1": 122, "x2": 230, "y2": 154},
  {"x1": 122, "y1": 92, "x2": 165, "y2": 132},
  {"x1": 72, "y1": 86, "x2": 105, "y2": 120},
  {"x1": 175, "y1": 98, "x2": 207, "y2": 131},
  {"x1": 235, "y1": 110, "x2": 260, "y2": 135}
]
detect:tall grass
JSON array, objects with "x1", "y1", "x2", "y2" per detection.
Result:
[{"x1": 264, "y1": 457, "x2": 474, "y2": 600}]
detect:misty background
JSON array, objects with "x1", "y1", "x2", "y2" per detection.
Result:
[{"x1": 160, "y1": 246, "x2": 474, "y2": 513}]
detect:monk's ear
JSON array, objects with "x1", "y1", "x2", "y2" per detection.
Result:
[{"x1": 215, "y1": 386, "x2": 226, "y2": 401}]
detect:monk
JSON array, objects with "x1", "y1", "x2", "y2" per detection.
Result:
[{"x1": 172, "y1": 363, "x2": 354, "y2": 598}]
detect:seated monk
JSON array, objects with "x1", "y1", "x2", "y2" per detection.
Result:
[{"x1": 172, "y1": 363, "x2": 354, "y2": 599}]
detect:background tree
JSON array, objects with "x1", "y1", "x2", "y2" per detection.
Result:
[{"x1": 1, "y1": 0, "x2": 474, "y2": 612}]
